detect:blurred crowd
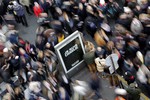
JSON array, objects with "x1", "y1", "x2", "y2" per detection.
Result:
[{"x1": 0, "y1": 0, "x2": 150, "y2": 100}]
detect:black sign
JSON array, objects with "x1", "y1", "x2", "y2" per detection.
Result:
[
  {"x1": 59, "y1": 37, "x2": 84, "y2": 71},
  {"x1": 55, "y1": 31, "x2": 85, "y2": 73}
]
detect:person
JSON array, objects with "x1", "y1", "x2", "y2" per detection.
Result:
[
  {"x1": 33, "y1": 2, "x2": 43, "y2": 17},
  {"x1": 77, "y1": 2, "x2": 87, "y2": 21},
  {"x1": 19, "y1": 0, "x2": 33, "y2": 15},
  {"x1": 25, "y1": 41, "x2": 37, "y2": 61},
  {"x1": 84, "y1": 5, "x2": 98, "y2": 37},
  {"x1": 95, "y1": 47, "x2": 106, "y2": 77},
  {"x1": 83, "y1": 41, "x2": 97, "y2": 73},
  {"x1": 126, "y1": 83, "x2": 141, "y2": 100},
  {"x1": 60, "y1": 74, "x2": 72, "y2": 98},
  {"x1": 90, "y1": 73, "x2": 102, "y2": 99},
  {"x1": 14, "y1": 87, "x2": 25, "y2": 100},
  {"x1": 12, "y1": 1, "x2": 28, "y2": 27},
  {"x1": 38, "y1": 0, "x2": 51, "y2": 14}
]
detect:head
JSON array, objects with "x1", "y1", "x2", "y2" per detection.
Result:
[
  {"x1": 55, "y1": 7, "x2": 62, "y2": 15},
  {"x1": 81, "y1": 0, "x2": 87, "y2": 3},
  {"x1": 100, "y1": 0, "x2": 105, "y2": 5},
  {"x1": 14, "y1": 87, "x2": 21, "y2": 95},
  {"x1": 34, "y1": 2, "x2": 39, "y2": 7},
  {"x1": 3, "y1": 48, "x2": 10, "y2": 58},
  {"x1": 97, "y1": 47, "x2": 102, "y2": 51},
  {"x1": 12, "y1": 1, "x2": 19, "y2": 6},
  {"x1": 109, "y1": 0, "x2": 113, "y2": 3},
  {"x1": 85, "y1": 41, "x2": 95, "y2": 52},
  {"x1": 79, "y1": 3, "x2": 83, "y2": 10},
  {"x1": 45, "y1": 42, "x2": 51, "y2": 48},
  {"x1": 19, "y1": 47, "x2": 26, "y2": 55},
  {"x1": 86, "y1": 5, "x2": 94, "y2": 15},
  {"x1": 119, "y1": 13, "x2": 127, "y2": 19}
]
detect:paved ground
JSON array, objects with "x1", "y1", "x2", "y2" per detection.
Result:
[{"x1": 13, "y1": 11, "x2": 116, "y2": 100}]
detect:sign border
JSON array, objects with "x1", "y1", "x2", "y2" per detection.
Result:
[{"x1": 54, "y1": 31, "x2": 85, "y2": 74}]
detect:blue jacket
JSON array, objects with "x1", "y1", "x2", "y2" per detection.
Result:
[{"x1": 13, "y1": 4, "x2": 25, "y2": 16}]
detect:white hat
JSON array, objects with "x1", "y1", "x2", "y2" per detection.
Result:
[
  {"x1": 100, "y1": 0, "x2": 105, "y2": 5},
  {"x1": 3, "y1": 48, "x2": 8, "y2": 53},
  {"x1": 63, "y1": 1, "x2": 71, "y2": 6},
  {"x1": 124, "y1": 7, "x2": 132, "y2": 13},
  {"x1": 136, "y1": 51, "x2": 144, "y2": 64},
  {"x1": 115, "y1": 88, "x2": 127, "y2": 96},
  {"x1": 12, "y1": 1, "x2": 18, "y2": 6},
  {"x1": 101, "y1": 23, "x2": 111, "y2": 32}
]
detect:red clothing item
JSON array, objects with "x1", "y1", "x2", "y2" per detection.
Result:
[{"x1": 33, "y1": 6, "x2": 43, "y2": 17}]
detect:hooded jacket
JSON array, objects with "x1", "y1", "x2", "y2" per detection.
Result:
[{"x1": 13, "y1": 1, "x2": 25, "y2": 16}]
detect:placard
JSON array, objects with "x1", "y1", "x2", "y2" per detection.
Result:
[{"x1": 54, "y1": 31, "x2": 85, "y2": 74}]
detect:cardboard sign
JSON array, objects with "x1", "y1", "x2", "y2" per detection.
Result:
[{"x1": 105, "y1": 54, "x2": 119, "y2": 74}]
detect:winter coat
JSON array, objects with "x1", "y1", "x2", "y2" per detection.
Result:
[
  {"x1": 33, "y1": 5, "x2": 43, "y2": 17},
  {"x1": 83, "y1": 51, "x2": 95, "y2": 65},
  {"x1": 126, "y1": 87, "x2": 141, "y2": 100},
  {"x1": 13, "y1": 2, "x2": 25, "y2": 16}
]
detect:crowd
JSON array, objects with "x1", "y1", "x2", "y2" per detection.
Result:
[{"x1": 0, "y1": 0, "x2": 150, "y2": 100}]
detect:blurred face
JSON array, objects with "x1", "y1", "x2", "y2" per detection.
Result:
[
  {"x1": 34, "y1": 2, "x2": 39, "y2": 7},
  {"x1": 109, "y1": 0, "x2": 113, "y2": 2}
]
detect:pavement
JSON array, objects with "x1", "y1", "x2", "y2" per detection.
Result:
[
  {"x1": 1, "y1": 4, "x2": 149, "y2": 99},
  {"x1": 13, "y1": 11, "x2": 116, "y2": 100},
  {"x1": 0, "y1": 1, "x2": 149, "y2": 100}
]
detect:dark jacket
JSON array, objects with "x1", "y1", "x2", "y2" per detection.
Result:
[
  {"x1": 13, "y1": 3, "x2": 25, "y2": 16},
  {"x1": 83, "y1": 51, "x2": 95, "y2": 64},
  {"x1": 126, "y1": 87, "x2": 141, "y2": 100}
]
